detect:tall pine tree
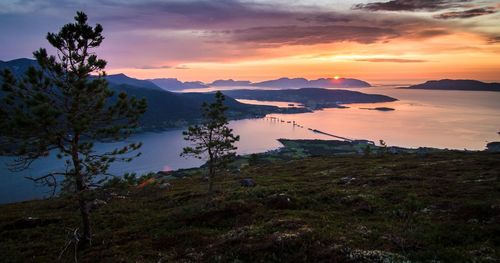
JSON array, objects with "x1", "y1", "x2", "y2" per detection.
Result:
[
  {"x1": 181, "y1": 91, "x2": 240, "y2": 193},
  {"x1": 0, "y1": 12, "x2": 147, "y2": 245}
]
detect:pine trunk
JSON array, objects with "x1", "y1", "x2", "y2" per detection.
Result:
[
  {"x1": 208, "y1": 162, "x2": 214, "y2": 193},
  {"x1": 76, "y1": 178, "x2": 91, "y2": 246},
  {"x1": 72, "y1": 137, "x2": 91, "y2": 246}
]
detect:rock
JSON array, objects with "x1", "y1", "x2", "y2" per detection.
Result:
[
  {"x1": 240, "y1": 178, "x2": 256, "y2": 187},
  {"x1": 356, "y1": 225, "x2": 372, "y2": 237},
  {"x1": 338, "y1": 176, "x2": 356, "y2": 185},
  {"x1": 159, "y1": 182, "x2": 172, "y2": 190}
]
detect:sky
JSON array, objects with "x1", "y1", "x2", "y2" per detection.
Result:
[{"x1": 1, "y1": 0, "x2": 500, "y2": 84}]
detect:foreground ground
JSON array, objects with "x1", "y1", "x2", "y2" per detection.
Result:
[{"x1": 0, "y1": 150, "x2": 499, "y2": 262}]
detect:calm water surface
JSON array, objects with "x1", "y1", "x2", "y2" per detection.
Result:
[
  {"x1": 0, "y1": 118, "x2": 328, "y2": 203},
  {"x1": 1, "y1": 86, "x2": 499, "y2": 203}
]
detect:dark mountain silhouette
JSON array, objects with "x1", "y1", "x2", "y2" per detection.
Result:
[
  {"x1": 401, "y1": 79, "x2": 500, "y2": 92},
  {"x1": 149, "y1": 76, "x2": 371, "y2": 90},
  {"x1": 0, "y1": 58, "x2": 38, "y2": 76},
  {"x1": 209, "y1": 79, "x2": 253, "y2": 87},
  {"x1": 1, "y1": 58, "x2": 392, "y2": 128},
  {"x1": 106, "y1": 74, "x2": 162, "y2": 90},
  {"x1": 148, "y1": 78, "x2": 208, "y2": 91},
  {"x1": 0, "y1": 58, "x2": 162, "y2": 91},
  {"x1": 0, "y1": 58, "x2": 283, "y2": 129},
  {"x1": 207, "y1": 77, "x2": 371, "y2": 88},
  {"x1": 223, "y1": 88, "x2": 396, "y2": 109},
  {"x1": 252, "y1": 77, "x2": 371, "y2": 88}
]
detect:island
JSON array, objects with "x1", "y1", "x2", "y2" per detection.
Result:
[
  {"x1": 400, "y1": 79, "x2": 500, "y2": 92},
  {"x1": 222, "y1": 88, "x2": 397, "y2": 110}
]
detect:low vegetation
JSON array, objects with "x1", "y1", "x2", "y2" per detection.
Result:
[{"x1": 1, "y1": 149, "x2": 498, "y2": 262}]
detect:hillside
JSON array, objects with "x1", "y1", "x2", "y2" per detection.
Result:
[
  {"x1": 223, "y1": 88, "x2": 397, "y2": 109},
  {"x1": 0, "y1": 147, "x2": 499, "y2": 262},
  {"x1": 96, "y1": 85, "x2": 296, "y2": 130},
  {"x1": 401, "y1": 79, "x2": 500, "y2": 92}
]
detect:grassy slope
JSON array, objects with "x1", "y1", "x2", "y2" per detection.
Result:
[{"x1": 0, "y1": 152, "x2": 499, "y2": 262}]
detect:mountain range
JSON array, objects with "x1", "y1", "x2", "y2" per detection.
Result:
[
  {"x1": 0, "y1": 58, "x2": 395, "y2": 129},
  {"x1": 149, "y1": 77, "x2": 372, "y2": 91},
  {"x1": 2, "y1": 58, "x2": 371, "y2": 91},
  {"x1": 0, "y1": 58, "x2": 286, "y2": 130}
]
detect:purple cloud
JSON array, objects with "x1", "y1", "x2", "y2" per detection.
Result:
[
  {"x1": 353, "y1": 0, "x2": 472, "y2": 12},
  {"x1": 434, "y1": 7, "x2": 497, "y2": 19},
  {"x1": 225, "y1": 25, "x2": 400, "y2": 45}
]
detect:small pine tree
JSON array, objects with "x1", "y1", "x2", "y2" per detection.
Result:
[
  {"x1": 181, "y1": 91, "x2": 240, "y2": 193},
  {"x1": 0, "y1": 12, "x2": 147, "y2": 246}
]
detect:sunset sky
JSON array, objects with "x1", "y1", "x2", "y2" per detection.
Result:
[{"x1": 1, "y1": 0, "x2": 499, "y2": 84}]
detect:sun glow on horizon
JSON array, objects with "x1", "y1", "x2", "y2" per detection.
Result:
[{"x1": 334, "y1": 76, "x2": 340, "y2": 80}]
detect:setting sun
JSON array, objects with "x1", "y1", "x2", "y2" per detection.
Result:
[{"x1": 334, "y1": 76, "x2": 340, "y2": 80}]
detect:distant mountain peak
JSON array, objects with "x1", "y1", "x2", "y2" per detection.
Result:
[
  {"x1": 148, "y1": 78, "x2": 208, "y2": 91},
  {"x1": 253, "y1": 77, "x2": 371, "y2": 88},
  {"x1": 105, "y1": 73, "x2": 162, "y2": 90}
]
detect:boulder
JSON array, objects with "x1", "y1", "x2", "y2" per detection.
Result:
[
  {"x1": 338, "y1": 176, "x2": 356, "y2": 185},
  {"x1": 159, "y1": 182, "x2": 172, "y2": 190}
]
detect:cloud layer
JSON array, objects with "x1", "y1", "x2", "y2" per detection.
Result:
[
  {"x1": 0, "y1": 0, "x2": 499, "y2": 81},
  {"x1": 434, "y1": 7, "x2": 497, "y2": 19},
  {"x1": 353, "y1": 0, "x2": 472, "y2": 12}
]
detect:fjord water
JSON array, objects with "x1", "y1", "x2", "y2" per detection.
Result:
[
  {"x1": 0, "y1": 118, "x2": 329, "y2": 204},
  {"x1": 267, "y1": 85, "x2": 500, "y2": 150},
  {"x1": 1, "y1": 86, "x2": 499, "y2": 203}
]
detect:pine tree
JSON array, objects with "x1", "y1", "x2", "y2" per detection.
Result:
[
  {"x1": 181, "y1": 91, "x2": 240, "y2": 193},
  {"x1": 0, "y1": 12, "x2": 147, "y2": 246}
]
